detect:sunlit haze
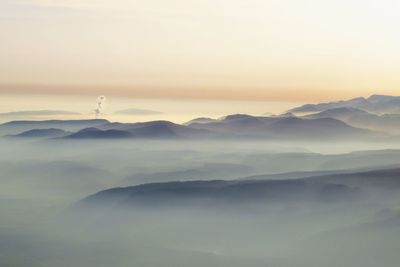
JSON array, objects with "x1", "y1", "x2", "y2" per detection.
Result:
[
  {"x1": 1, "y1": 0, "x2": 400, "y2": 117},
  {"x1": 2, "y1": 2, "x2": 400, "y2": 267}
]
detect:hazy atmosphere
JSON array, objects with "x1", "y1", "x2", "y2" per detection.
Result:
[
  {"x1": 1, "y1": 1, "x2": 400, "y2": 267},
  {"x1": 2, "y1": 0, "x2": 400, "y2": 101}
]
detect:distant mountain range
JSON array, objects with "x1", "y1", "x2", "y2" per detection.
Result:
[
  {"x1": 67, "y1": 128, "x2": 134, "y2": 139},
  {"x1": 284, "y1": 94, "x2": 400, "y2": 134},
  {"x1": 186, "y1": 114, "x2": 380, "y2": 140},
  {"x1": 97, "y1": 120, "x2": 213, "y2": 139},
  {"x1": 304, "y1": 107, "x2": 368, "y2": 120},
  {"x1": 2, "y1": 94, "x2": 400, "y2": 139},
  {"x1": 303, "y1": 107, "x2": 400, "y2": 134},
  {"x1": 289, "y1": 95, "x2": 400, "y2": 115},
  {"x1": 6, "y1": 128, "x2": 71, "y2": 138},
  {"x1": 0, "y1": 119, "x2": 108, "y2": 135},
  {"x1": 0, "y1": 116, "x2": 385, "y2": 140}
]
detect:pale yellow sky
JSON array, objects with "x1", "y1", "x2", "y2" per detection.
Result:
[
  {"x1": 1, "y1": 0, "x2": 400, "y2": 105},
  {"x1": 0, "y1": 94, "x2": 298, "y2": 123}
]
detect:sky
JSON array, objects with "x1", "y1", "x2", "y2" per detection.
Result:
[{"x1": 1, "y1": 0, "x2": 400, "y2": 121}]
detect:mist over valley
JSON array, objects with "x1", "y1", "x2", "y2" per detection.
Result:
[{"x1": 1, "y1": 95, "x2": 400, "y2": 267}]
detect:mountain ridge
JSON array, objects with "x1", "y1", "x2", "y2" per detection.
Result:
[
  {"x1": 289, "y1": 95, "x2": 400, "y2": 115},
  {"x1": 78, "y1": 166, "x2": 400, "y2": 210}
]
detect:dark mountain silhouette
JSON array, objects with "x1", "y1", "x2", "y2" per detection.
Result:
[
  {"x1": 7, "y1": 128, "x2": 70, "y2": 138},
  {"x1": 79, "y1": 179, "x2": 361, "y2": 210},
  {"x1": 120, "y1": 163, "x2": 253, "y2": 186},
  {"x1": 0, "y1": 119, "x2": 109, "y2": 135},
  {"x1": 0, "y1": 114, "x2": 383, "y2": 140},
  {"x1": 98, "y1": 120, "x2": 214, "y2": 138},
  {"x1": 66, "y1": 128, "x2": 133, "y2": 139},
  {"x1": 65, "y1": 120, "x2": 216, "y2": 139},
  {"x1": 78, "y1": 167, "x2": 400, "y2": 210},
  {"x1": 119, "y1": 169, "x2": 205, "y2": 186}
]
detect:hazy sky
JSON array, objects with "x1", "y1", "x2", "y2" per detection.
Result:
[{"x1": 1, "y1": 0, "x2": 400, "y2": 117}]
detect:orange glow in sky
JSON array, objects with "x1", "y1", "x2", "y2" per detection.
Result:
[{"x1": 1, "y1": 0, "x2": 400, "y2": 105}]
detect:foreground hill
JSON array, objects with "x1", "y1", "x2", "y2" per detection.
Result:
[
  {"x1": 80, "y1": 179, "x2": 359, "y2": 209},
  {"x1": 78, "y1": 167, "x2": 400, "y2": 210}
]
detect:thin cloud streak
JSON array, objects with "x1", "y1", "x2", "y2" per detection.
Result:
[
  {"x1": 0, "y1": 83, "x2": 379, "y2": 103},
  {"x1": 14, "y1": 0, "x2": 103, "y2": 10}
]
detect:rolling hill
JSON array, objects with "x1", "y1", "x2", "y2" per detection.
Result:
[
  {"x1": 78, "y1": 167, "x2": 400, "y2": 210},
  {"x1": 6, "y1": 128, "x2": 71, "y2": 138},
  {"x1": 0, "y1": 119, "x2": 109, "y2": 136}
]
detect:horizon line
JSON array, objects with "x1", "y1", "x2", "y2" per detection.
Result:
[{"x1": 0, "y1": 83, "x2": 391, "y2": 103}]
